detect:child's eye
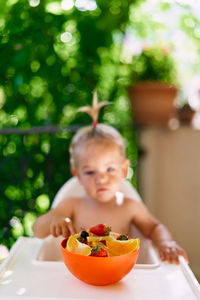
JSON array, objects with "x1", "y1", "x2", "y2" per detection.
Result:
[
  {"x1": 107, "y1": 167, "x2": 115, "y2": 172},
  {"x1": 85, "y1": 171, "x2": 94, "y2": 175}
]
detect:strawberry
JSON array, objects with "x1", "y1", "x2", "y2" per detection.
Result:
[
  {"x1": 89, "y1": 224, "x2": 111, "y2": 236},
  {"x1": 101, "y1": 240, "x2": 106, "y2": 246},
  {"x1": 90, "y1": 245, "x2": 108, "y2": 257}
]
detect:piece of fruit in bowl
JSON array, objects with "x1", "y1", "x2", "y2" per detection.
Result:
[{"x1": 61, "y1": 224, "x2": 140, "y2": 286}]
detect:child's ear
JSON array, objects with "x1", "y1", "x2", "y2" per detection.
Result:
[
  {"x1": 122, "y1": 159, "x2": 130, "y2": 178},
  {"x1": 71, "y1": 168, "x2": 80, "y2": 179}
]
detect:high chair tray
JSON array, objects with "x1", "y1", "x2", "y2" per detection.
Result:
[{"x1": 0, "y1": 237, "x2": 199, "y2": 300}]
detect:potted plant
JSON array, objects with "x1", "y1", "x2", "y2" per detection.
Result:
[{"x1": 128, "y1": 46, "x2": 178, "y2": 126}]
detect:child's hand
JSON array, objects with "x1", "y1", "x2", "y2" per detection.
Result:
[
  {"x1": 50, "y1": 216, "x2": 75, "y2": 237},
  {"x1": 158, "y1": 241, "x2": 189, "y2": 264}
]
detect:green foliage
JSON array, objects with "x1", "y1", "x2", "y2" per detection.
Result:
[
  {"x1": 129, "y1": 47, "x2": 178, "y2": 85},
  {"x1": 0, "y1": 0, "x2": 138, "y2": 248},
  {"x1": 129, "y1": 3, "x2": 167, "y2": 40},
  {"x1": 179, "y1": 13, "x2": 200, "y2": 72}
]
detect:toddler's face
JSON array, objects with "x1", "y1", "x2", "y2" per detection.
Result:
[{"x1": 73, "y1": 139, "x2": 129, "y2": 203}]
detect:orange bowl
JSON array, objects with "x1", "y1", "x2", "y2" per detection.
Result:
[{"x1": 61, "y1": 238, "x2": 139, "y2": 286}]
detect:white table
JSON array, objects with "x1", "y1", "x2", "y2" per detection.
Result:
[{"x1": 0, "y1": 237, "x2": 199, "y2": 300}]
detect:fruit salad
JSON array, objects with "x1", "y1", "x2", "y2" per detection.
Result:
[{"x1": 66, "y1": 224, "x2": 140, "y2": 257}]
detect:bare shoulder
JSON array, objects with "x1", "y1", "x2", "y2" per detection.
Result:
[
  {"x1": 123, "y1": 196, "x2": 143, "y2": 208},
  {"x1": 53, "y1": 195, "x2": 83, "y2": 213},
  {"x1": 124, "y1": 196, "x2": 159, "y2": 236},
  {"x1": 123, "y1": 196, "x2": 149, "y2": 215}
]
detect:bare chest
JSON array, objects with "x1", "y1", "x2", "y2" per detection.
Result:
[{"x1": 73, "y1": 199, "x2": 133, "y2": 235}]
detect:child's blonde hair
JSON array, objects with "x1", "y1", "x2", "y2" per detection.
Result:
[{"x1": 69, "y1": 91, "x2": 126, "y2": 169}]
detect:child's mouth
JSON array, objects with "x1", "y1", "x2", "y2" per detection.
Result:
[{"x1": 97, "y1": 187, "x2": 108, "y2": 192}]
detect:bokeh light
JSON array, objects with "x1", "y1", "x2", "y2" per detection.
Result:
[
  {"x1": 61, "y1": 0, "x2": 74, "y2": 11},
  {"x1": 10, "y1": 217, "x2": 24, "y2": 239},
  {"x1": 23, "y1": 212, "x2": 37, "y2": 236},
  {"x1": 29, "y1": 0, "x2": 40, "y2": 7},
  {"x1": 35, "y1": 194, "x2": 50, "y2": 213},
  {"x1": 75, "y1": 0, "x2": 97, "y2": 11}
]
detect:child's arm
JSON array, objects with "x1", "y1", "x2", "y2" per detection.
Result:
[
  {"x1": 148, "y1": 223, "x2": 188, "y2": 264},
  {"x1": 131, "y1": 201, "x2": 188, "y2": 264},
  {"x1": 33, "y1": 210, "x2": 74, "y2": 238},
  {"x1": 33, "y1": 197, "x2": 76, "y2": 239}
]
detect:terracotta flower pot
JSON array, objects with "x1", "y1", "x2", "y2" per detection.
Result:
[{"x1": 128, "y1": 81, "x2": 178, "y2": 126}]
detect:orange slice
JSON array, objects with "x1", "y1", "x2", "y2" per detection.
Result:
[
  {"x1": 87, "y1": 236, "x2": 114, "y2": 242},
  {"x1": 67, "y1": 235, "x2": 91, "y2": 256},
  {"x1": 87, "y1": 236, "x2": 114, "y2": 247},
  {"x1": 106, "y1": 238, "x2": 140, "y2": 256},
  {"x1": 110, "y1": 231, "x2": 121, "y2": 239}
]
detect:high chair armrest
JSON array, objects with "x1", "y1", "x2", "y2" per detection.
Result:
[{"x1": 179, "y1": 255, "x2": 200, "y2": 299}]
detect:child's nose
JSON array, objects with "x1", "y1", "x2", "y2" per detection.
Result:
[{"x1": 96, "y1": 172, "x2": 107, "y2": 184}]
